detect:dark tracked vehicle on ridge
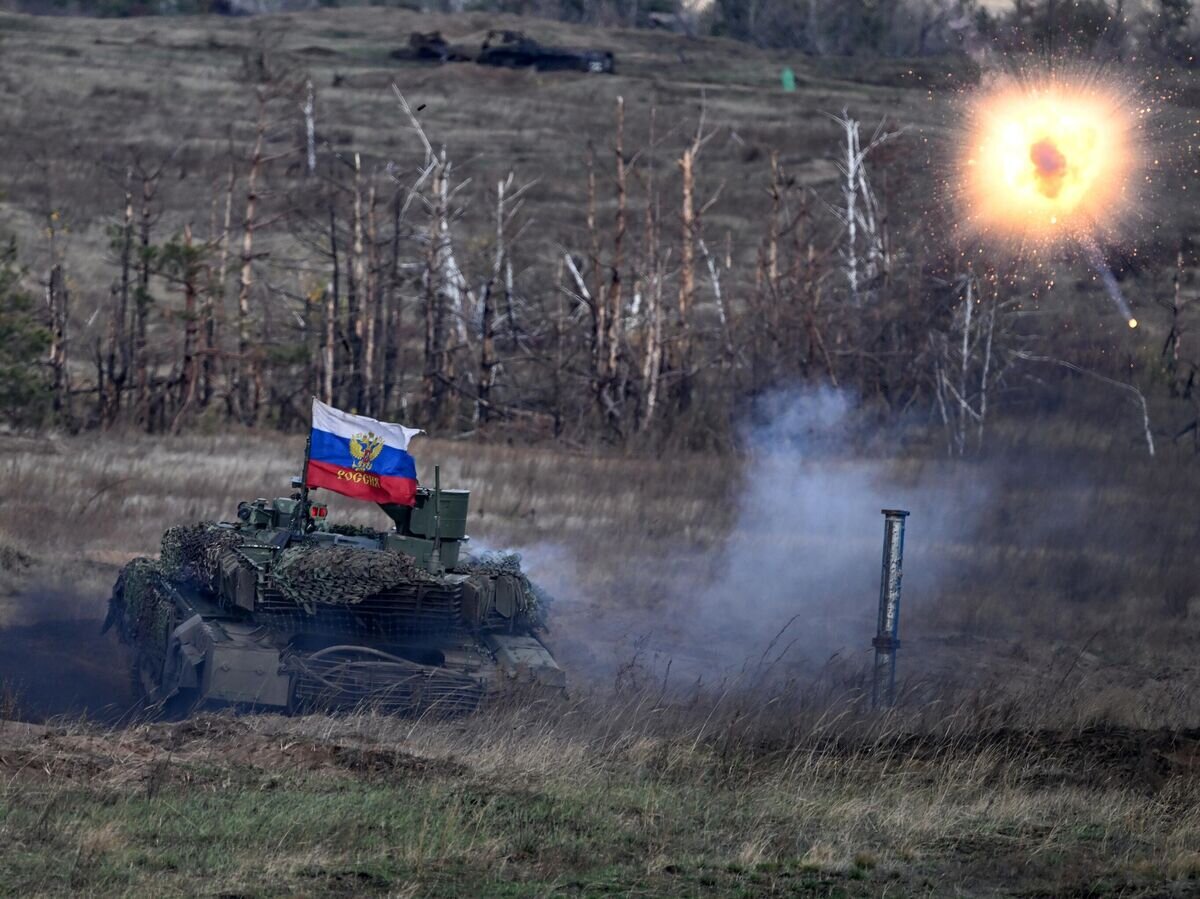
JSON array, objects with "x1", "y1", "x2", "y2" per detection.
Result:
[
  {"x1": 393, "y1": 29, "x2": 614, "y2": 74},
  {"x1": 105, "y1": 473, "x2": 563, "y2": 717},
  {"x1": 477, "y1": 30, "x2": 615, "y2": 73}
]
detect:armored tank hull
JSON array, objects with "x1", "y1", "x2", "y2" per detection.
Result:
[{"x1": 106, "y1": 487, "x2": 564, "y2": 718}]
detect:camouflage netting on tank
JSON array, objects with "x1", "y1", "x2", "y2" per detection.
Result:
[
  {"x1": 106, "y1": 558, "x2": 174, "y2": 651},
  {"x1": 160, "y1": 524, "x2": 245, "y2": 591},
  {"x1": 324, "y1": 523, "x2": 384, "y2": 538},
  {"x1": 457, "y1": 551, "x2": 553, "y2": 625},
  {"x1": 455, "y1": 551, "x2": 524, "y2": 577},
  {"x1": 271, "y1": 544, "x2": 439, "y2": 613}
]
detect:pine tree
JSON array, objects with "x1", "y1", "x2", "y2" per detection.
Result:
[{"x1": 0, "y1": 237, "x2": 50, "y2": 426}]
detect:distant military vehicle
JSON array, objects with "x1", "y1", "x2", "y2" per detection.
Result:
[
  {"x1": 477, "y1": 30, "x2": 615, "y2": 73},
  {"x1": 395, "y1": 31, "x2": 476, "y2": 63},
  {"x1": 394, "y1": 29, "x2": 614, "y2": 74},
  {"x1": 105, "y1": 472, "x2": 563, "y2": 718}
]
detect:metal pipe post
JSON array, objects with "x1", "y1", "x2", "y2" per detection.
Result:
[
  {"x1": 872, "y1": 509, "x2": 909, "y2": 709},
  {"x1": 430, "y1": 464, "x2": 443, "y2": 574}
]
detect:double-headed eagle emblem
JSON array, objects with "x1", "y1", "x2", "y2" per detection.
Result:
[{"x1": 349, "y1": 432, "x2": 384, "y2": 472}]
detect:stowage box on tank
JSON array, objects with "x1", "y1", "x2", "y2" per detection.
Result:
[{"x1": 105, "y1": 474, "x2": 564, "y2": 717}]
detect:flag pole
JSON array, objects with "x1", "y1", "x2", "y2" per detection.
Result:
[{"x1": 294, "y1": 403, "x2": 314, "y2": 534}]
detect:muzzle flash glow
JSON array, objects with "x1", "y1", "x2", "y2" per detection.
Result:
[{"x1": 962, "y1": 81, "x2": 1134, "y2": 238}]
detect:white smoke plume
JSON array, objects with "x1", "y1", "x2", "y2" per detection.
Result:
[{"x1": 523, "y1": 387, "x2": 993, "y2": 688}]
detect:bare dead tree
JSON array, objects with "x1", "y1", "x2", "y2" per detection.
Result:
[
  {"x1": 477, "y1": 173, "x2": 533, "y2": 425},
  {"x1": 381, "y1": 190, "x2": 403, "y2": 417},
  {"x1": 931, "y1": 262, "x2": 1023, "y2": 455},
  {"x1": 636, "y1": 107, "x2": 666, "y2": 434},
  {"x1": 302, "y1": 79, "x2": 317, "y2": 177},
  {"x1": 830, "y1": 110, "x2": 899, "y2": 305},
  {"x1": 673, "y1": 102, "x2": 719, "y2": 412},
  {"x1": 478, "y1": 176, "x2": 508, "y2": 425},
  {"x1": 234, "y1": 92, "x2": 267, "y2": 423},
  {"x1": 205, "y1": 159, "x2": 236, "y2": 410},
  {"x1": 602, "y1": 96, "x2": 628, "y2": 432},
  {"x1": 231, "y1": 40, "x2": 303, "y2": 425},
  {"x1": 44, "y1": 209, "x2": 71, "y2": 426},
  {"x1": 134, "y1": 161, "x2": 165, "y2": 424},
  {"x1": 390, "y1": 86, "x2": 442, "y2": 419},
  {"x1": 365, "y1": 181, "x2": 381, "y2": 415},
  {"x1": 350, "y1": 152, "x2": 367, "y2": 409},
  {"x1": 585, "y1": 146, "x2": 607, "y2": 421},
  {"x1": 388, "y1": 90, "x2": 470, "y2": 426},
  {"x1": 100, "y1": 167, "x2": 135, "y2": 425}
]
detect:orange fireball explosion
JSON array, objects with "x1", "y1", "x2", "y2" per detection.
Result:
[{"x1": 961, "y1": 77, "x2": 1138, "y2": 240}]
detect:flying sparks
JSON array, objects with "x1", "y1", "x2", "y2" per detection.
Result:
[
  {"x1": 1082, "y1": 237, "x2": 1139, "y2": 329},
  {"x1": 961, "y1": 76, "x2": 1139, "y2": 241},
  {"x1": 957, "y1": 71, "x2": 1148, "y2": 327}
]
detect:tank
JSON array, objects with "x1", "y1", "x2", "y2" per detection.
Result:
[{"x1": 104, "y1": 473, "x2": 564, "y2": 718}]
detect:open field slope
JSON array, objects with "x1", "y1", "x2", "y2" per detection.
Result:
[
  {"x1": 2, "y1": 432, "x2": 1200, "y2": 893},
  {"x1": 0, "y1": 5, "x2": 929, "y2": 282}
]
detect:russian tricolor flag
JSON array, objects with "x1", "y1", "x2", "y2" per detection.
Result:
[{"x1": 306, "y1": 399, "x2": 423, "y2": 506}]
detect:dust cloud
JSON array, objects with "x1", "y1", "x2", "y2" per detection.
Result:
[{"x1": 0, "y1": 584, "x2": 135, "y2": 723}]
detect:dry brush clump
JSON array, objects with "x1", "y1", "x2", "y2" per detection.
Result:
[{"x1": 4, "y1": 689, "x2": 1200, "y2": 895}]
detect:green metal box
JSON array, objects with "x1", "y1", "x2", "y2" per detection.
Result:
[{"x1": 405, "y1": 489, "x2": 470, "y2": 540}]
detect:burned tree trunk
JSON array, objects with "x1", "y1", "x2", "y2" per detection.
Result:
[
  {"x1": 173, "y1": 224, "x2": 201, "y2": 432},
  {"x1": 381, "y1": 190, "x2": 405, "y2": 415},
  {"x1": 602, "y1": 95, "x2": 627, "y2": 434},
  {"x1": 585, "y1": 149, "x2": 607, "y2": 419},
  {"x1": 135, "y1": 172, "x2": 157, "y2": 423},
  {"x1": 362, "y1": 181, "x2": 380, "y2": 416},
  {"x1": 675, "y1": 142, "x2": 696, "y2": 412},
  {"x1": 350, "y1": 152, "x2": 366, "y2": 410},
  {"x1": 45, "y1": 259, "x2": 71, "y2": 424},
  {"x1": 103, "y1": 175, "x2": 135, "y2": 425},
  {"x1": 422, "y1": 154, "x2": 450, "y2": 425},
  {"x1": 234, "y1": 89, "x2": 270, "y2": 425},
  {"x1": 477, "y1": 175, "x2": 512, "y2": 425},
  {"x1": 205, "y1": 163, "x2": 236, "y2": 410},
  {"x1": 325, "y1": 185, "x2": 340, "y2": 406},
  {"x1": 637, "y1": 107, "x2": 663, "y2": 434}
]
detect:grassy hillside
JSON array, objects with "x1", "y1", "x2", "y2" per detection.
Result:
[{"x1": 0, "y1": 6, "x2": 927, "y2": 278}]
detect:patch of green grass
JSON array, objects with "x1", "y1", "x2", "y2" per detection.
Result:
[{"x1": 0, "y1": 772, "x2": 868, "y2": 896}]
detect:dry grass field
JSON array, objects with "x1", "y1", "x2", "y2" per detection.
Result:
[
  {"x1": 0, "y1": 5, "x2": 935, "y2": 286},
  {"x1": 3, "y1": 5, "x2": 1200, "y2": 895},
  {"x1": 1, "y1": 425, "x2": 1200, "y2": 895}
]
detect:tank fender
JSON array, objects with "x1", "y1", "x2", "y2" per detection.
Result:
[
  {"x1": 161, "y1": 614, "x2": 210, "y2": 695},
  {"x1": 484, "y1": 634, "x2": 566, "y2": 689},
  {"x1": 201, "y1": 624, "x2": 290, "y2": 708}
]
